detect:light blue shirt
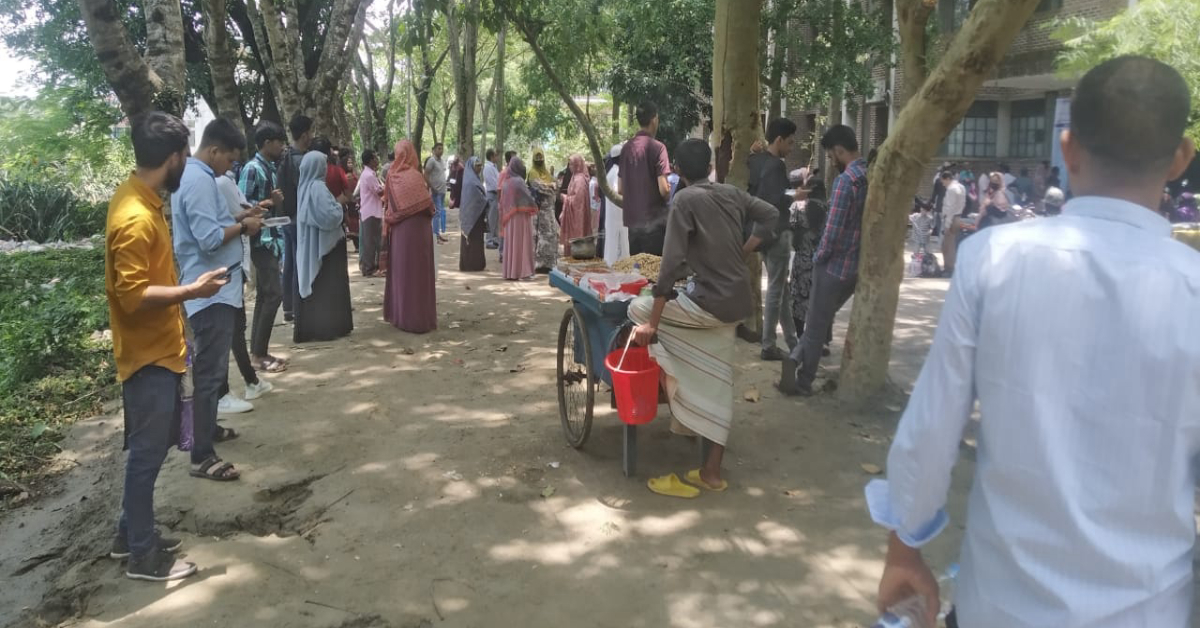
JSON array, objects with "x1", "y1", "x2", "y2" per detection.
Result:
[
  {"x1": 867, "y1": 196, "x2": 1200, "y2": 628},
  {"x1": 483, "y1": 160, "x2": 500, "y2": 194},
  {"x1": 171, "y1": 157, "x2": 243, "y2": 316}
]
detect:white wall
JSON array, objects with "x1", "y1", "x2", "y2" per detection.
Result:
[{"x1": 183, "y1": 100, "x2": 217, "y2": 154}]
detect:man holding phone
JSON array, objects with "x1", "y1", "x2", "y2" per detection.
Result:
[{"x1": 172, "y1": 118, "x2": 263, "y2": 482}]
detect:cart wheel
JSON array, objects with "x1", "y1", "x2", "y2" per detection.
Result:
[{"x1": 556, "y1": 306, "x2": 594, "y2": 448}]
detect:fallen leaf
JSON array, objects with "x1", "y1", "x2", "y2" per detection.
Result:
[
  {"x1": 509, "y1": 365, "x2": 526, "y2": 373},
  {"x1": 860, "y1": 463, "x2": 883, "y2": 475},
  {"x1": 540, "y1": 486, "x2": 556, "y2": 498},
  {"x1": 547, "y1": 461, "x2": 560, "y2": 469},
  {"x1": 465, "y1": 285, "x2": 472, "y2": 290},
  {"x1": 443, "y1": 471, "x2": 464, "y2": 481},
  {"x1": 601, "y1": 521, "x2": 620, "y2": 535},
  {"x1": 29, "y1": 422, "x2": 48, "y2": 439},
  {"x1": 742, "y1": 388, "x2": 761, "y2": 403},
  {"x1": 449, "y1": 321, "x2": 462, "y2": 329},
  {"x1": 885, "y1": 404, "x2": 902, "y2": 413}
]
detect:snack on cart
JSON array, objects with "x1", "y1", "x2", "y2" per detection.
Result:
[{"x1": 611, "y1": 253, "x2": 662, "y2": 282}]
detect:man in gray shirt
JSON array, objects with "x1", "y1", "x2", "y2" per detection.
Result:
[
  {"x1": 630, "y1": 139, "x2": 777, "y2": 497},
  {"x1": 424, "y1": 142, "x2": 448, "y2": 243}
]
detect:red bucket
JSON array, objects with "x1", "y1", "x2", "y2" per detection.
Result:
[{"x1": 605, "y1": 346, "x2": 661, "y2": 425}]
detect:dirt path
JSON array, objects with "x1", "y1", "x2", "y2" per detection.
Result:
[{"x1": 2, "y1": 212, "x2": 970, "y2": 628}]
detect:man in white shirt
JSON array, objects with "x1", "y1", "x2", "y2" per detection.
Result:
[
  {"x1": 424, "y1": 142, "x2": 448, "y2": 243},
  {"x1": 869, "y1": 56, "x2": 1198, "y2": 628},
  {"x1": 482, "y1": 148, "x2": 501, "y2": 249}
]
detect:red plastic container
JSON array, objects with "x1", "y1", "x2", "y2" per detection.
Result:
[{"x1": 605, "y1": 346, "x2": 661, "y2": 425}]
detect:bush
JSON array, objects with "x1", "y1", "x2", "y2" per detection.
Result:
[
  {"x1": 0, "y1": 177, "x2": 108, "y2": 243},
  {"x1": 0, "y1": 247, "x2": 116, "y2": 478}
]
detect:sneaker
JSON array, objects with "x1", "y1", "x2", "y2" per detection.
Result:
[
  {"x1": 126, "y1": 550, "x2": 197, "y2": 582},
  {"x1": 218, "y1": 394, "x2": 253, "y2": 414},
  {"x1": 244, "y1": 380, "x2": 274, "y2": 401},
  {"x1": 735, "y1": 324, "x2": 759, "y2": 344},
  {"x1": 110, "y1": 531, "x2": 183, "y2": 559},
  {"x1": 761, "y1": 347, "x2": 788, "y2": 362}
]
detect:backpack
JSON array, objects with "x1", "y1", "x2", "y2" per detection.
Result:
[{"x1": 919, "y1": 252, "x2": 942, "y2": 278}]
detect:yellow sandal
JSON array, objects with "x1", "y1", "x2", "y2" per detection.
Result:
[
  {"x1": 647, "y1": 473, "x2": 700, "y2": 499},
  {"x1": 685, "y1": 469, "x2": 728, "y2": 492}
]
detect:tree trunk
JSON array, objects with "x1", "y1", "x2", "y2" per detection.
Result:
[
  {"x1": 611, "y1": 100, "x2": 620, "y2": 143},
  {"x1": 76, "y1": 0, "x2": 164, "y2": 116},
  {"x1": 896, "y1": 0, "x2": 937, "y2": 109},
  {"x1": 201, "y1": 0, "x2": 244, "y2": 130},
  {"x1": 711, "y1": 0, "x2": 764, "y2": 336},
  {"x1": 445, "y1": 0, "x2": 479, "y2": 159},
  {"x1": 767, "y1": 10, "x2": 787, "y2": 121},
  {"x1": 493, "y1": 21, "x2": 507, "y2": 153},
  {"x1": 143, "y1": 0, "x2": 187, "y2": 112},
  {"x1": 839, "y1": 0, "x2": 1042, "y2": 402}
]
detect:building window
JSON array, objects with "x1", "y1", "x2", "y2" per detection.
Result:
[
  {"x1": 1010, "y1": 99, "x2": 1047, "y2": 159},
  {"x1": 941, "y1": 101, "x2": 998, "y2": 158},
  {"x1": 1035, "y1": 0, "x2": 1063, "y2": 13}
]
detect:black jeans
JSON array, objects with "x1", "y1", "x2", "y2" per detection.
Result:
[
  {"x1": 250, "y1": 245, "x2": 282, "y2": 358},
  {"x1": 282, "y1": 223, "x2": 299, "y2": 317},
  {"x1": 790, "y1": 263, "x2": 857, "y2": 389},
  {"x1": 117, "y1": 365, "x2": 180, "y2": 559},
  {"x1": 629, "y1": 223, "x2": 666, "y2": 256},
  {"x1": 189, "y1": 304, "x2": 235, "y2": 465},
  {"x1": 221, "y1": 306, "x2": 258, "y2": 397}
]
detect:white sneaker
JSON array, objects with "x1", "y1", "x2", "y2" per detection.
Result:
[
  {"x1": 217, "y1": 394, "x2": 253, "y2": 414},
  {"x1": 244, "y1": 379, "x2": 273, "y2": 401}
]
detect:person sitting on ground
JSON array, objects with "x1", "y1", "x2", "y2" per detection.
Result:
[
  {"x1": 630, "y1": 138, "x2": 778, "y2": 499},
  {"x1": 869, "y1": 55, "x2": 1199, "y2": 628},
  {"x1": 106, "y1": 111, "x2": 229, "y2": 581}
]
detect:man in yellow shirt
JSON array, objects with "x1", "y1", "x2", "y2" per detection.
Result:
[{"x1": 105, "y1": 111, "x2": 226, "y2": 582}]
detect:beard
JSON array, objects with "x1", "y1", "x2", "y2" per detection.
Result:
[{"x1": 165, "y1": 160, "x2": 186, "y2": 193}]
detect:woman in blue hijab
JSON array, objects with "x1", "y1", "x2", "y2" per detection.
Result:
[{"x1": 294, "y1": 150, "x2": 353, "y2": 343}]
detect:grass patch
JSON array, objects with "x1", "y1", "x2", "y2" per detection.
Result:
[{"x1": 0, "y1": 245, "x2": 117, "y2": 480}]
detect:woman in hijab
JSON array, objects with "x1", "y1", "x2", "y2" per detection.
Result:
[
  {"x1": 294, "y1": 151, "x2": 354, "y2": 343},
  {"x1": 975, "y1": 172, "x2": 1016, "y2": 231},
  {"x1": 527, "y1": 153, "x2": 560, "y2": 272},
  {"x1": 558, "y1": 154, "x2": 593, "y2": 256},
  {"x1": 384, "y1": 139, "x2": 438, "y2": 333},
  {"x1": 458, "y1": 156, "x2": 487, "y2": 272},
  {"x1": 527, "y1": 150, "x2": 555, "y2": 187},
  {"x1": 500, "y1": 157, "x2": 538, "y2": 280}
]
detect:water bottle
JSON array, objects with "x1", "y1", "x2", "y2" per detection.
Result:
[{"x1": 870, "y1": 564, "x2": 958, "y2": 628}]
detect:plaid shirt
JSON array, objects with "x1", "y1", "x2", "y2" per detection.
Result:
[
  {"x1": 815, "y1": 158, "x2": 867, "y2": 280},
  {"x1": 238, "y1": 153, "x2": 281, "y2": 254}
]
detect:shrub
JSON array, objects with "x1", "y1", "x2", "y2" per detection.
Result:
[{"x1": 0, "y1": 177, "x2": 108, "y2": 243}]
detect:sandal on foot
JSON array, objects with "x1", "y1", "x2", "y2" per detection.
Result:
[
  {"x1": 256, "y1": 357, "x2": 287, "y2": 373},
  {"x1": 647, "y1": 473, "x2": 699, "y2": 499},
  {"x1": 190, "y1": 456, "x2": 240, "y2": 482},
  {"x1": 685, "y1": 469, "x2": 728, "y2": 492},
  {"x1": 214, "y1": 426, "x2": 239, "y2": 443}
]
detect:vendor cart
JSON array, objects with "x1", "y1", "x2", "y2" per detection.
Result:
[{"x1": 549, "y1": 269, "x2": 646, "y2": 477}]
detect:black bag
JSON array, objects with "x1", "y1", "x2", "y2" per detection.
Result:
[{"x1": 919, "y1": 252, "x2": 942, "y2": 278}]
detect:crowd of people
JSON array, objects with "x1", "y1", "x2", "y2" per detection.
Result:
[{"x1": 101, "y1": 54, "x2": 1200, "y2": 628}]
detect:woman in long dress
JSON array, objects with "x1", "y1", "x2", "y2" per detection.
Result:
[
  {"x1": 294, "y1": 151, "x2": 354, "y2": 343},
  {"x1": 527, "y1": 151, "x2": 559, "y2": 272},
  {"x1": 384, "y1": 140, "x2": 438, "y2": 333},
  {"x1": 558, "y1": 154, "x2": 592, "y2": 257},
  {"x1": 500, "y1": 157, "x2": 537, "y2": 280},
  {"x1": 458, "y1": 157, "x2": 487, "y2": 272}
]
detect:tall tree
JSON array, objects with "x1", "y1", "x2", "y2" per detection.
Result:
[
  {"x1": 75, "y1": 0, "x2": 187, "y2": 116},
  {"x1": 838, "y1": 0, "x2": 1042, "y2": 400},
  {"x1": 445, "y1": 0, "x2": 480, "y2": 158},
  {"x1": 246, "y1": 0, "x2": 369, "y2": 140},
  {"x1": 492, "y1": 20, "x2": 508, "y2": 153},
  {"x1": 200, "y1": 0, "x2": 245, "y2": 129},
  {"x1": 403, "y1": 0, "x2": 450, "y2": 155},
  {"x1": 896, "y1": 0, "x2": 937, "y2": 106},
  {"x1": 711, "y1": 0, "x2": 763, "y2": 335},
  {"x1": 355, "y1": 0, "x2": 400, "y2": 153}
]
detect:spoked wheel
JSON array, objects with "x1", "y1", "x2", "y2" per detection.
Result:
[{"x1": 556, "y1": 306, "x2": 594, "y2": 448}]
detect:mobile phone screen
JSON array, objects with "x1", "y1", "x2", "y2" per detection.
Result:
[{"x1": 223, "y1": 262, "x2": 242, "y2": 279}]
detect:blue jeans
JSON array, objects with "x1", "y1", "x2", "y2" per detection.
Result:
[
  {"x1": 116, "y1": 365, "x2": 181, "y2": 559},
  {"x1": 188, "y1": 304, "x2": 235, "y2": 465},
  {"x1": 282, "y1": 223, "x2": 298, "y2": 317},
  {"x1": 486, "y1": 191, "x2": 500, "y2": 245},
  {"x1": 431, "y1": 193, "x2": 447, "y2": 236}
]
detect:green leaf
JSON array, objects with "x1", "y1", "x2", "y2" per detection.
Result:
[{"x1": 30, "y1": 422, "x2": 49, "y2": 438}]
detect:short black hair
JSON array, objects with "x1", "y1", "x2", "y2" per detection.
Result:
[
  {"x1": 311, "y1": 137, "x2": 332, "y2": 156},
  {"x1": 1071, "y1": 55, "x2": 1190, "y2": 177},
  {"x1": 675, "y1": 138, "x2": 710, "y2": 182},
  {"x1": 387, "y1": 152, "x2": 395, "y2": 161},
  {"x1": 504, "y1": 150, "x2": 516, "y2": 163},
  {"x1": 200, "y1": 117, "x2": 246, "y2": 152},
  {"x1": 940, "y1": 170, "x2": 955, "y2": 180},
  {"x1": 433, "y1": 142, "x2": 444, "y2": 150},
  {"x1": 636, "y1": 102, "x2": 658, "y2": 128},
  {"x1": 486, "y1": 148, "x2": 496, "y2": 160},
  {"x1": 766, "y1": 118, "x2": 798, "y2": 144},
  {"x1": 288, "y1": 115, "x2": 313, "y2": 141},
  {"x1": 820, "y1": 124, "x2": 858, "y2": 153},
  {"x1": 130, "y1": 111, "x2": 190, "y2": 168},
  {"x1": 253, "y1": 121, "x2": 286, "y2": 149},
  {"x1": 362, "y1": 149, "x2": 377, "y2": 166}
]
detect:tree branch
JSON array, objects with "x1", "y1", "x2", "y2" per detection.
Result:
[{"x1": 75, "y1": 0, "x2": 161, "y2": 116}]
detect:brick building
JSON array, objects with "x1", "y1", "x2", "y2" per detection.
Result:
[{"x1": 786, "y1": 0, "x2": 1135, "y2": 195}]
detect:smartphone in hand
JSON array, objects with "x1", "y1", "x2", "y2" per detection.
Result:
[{"x1": 222, "y1": 261, "x2": 242, "y2": 280}]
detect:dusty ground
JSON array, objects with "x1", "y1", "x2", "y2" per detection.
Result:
[{"x1": 1, "y1": 213, "x2": 974, "y2": 628}]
